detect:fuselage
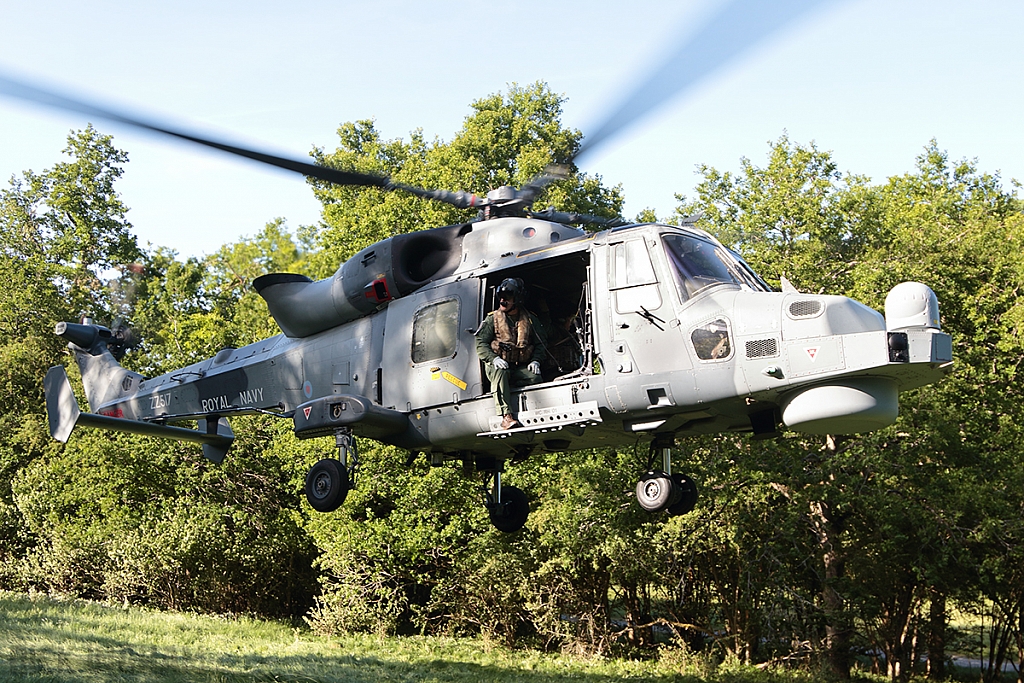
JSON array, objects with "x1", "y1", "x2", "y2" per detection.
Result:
[{"x1": 86, "y1": 219, "x2": 952, "y2": 461}]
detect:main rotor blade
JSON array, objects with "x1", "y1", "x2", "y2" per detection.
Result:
[
  {"x1": 575, "y1": 0, "x2": 836, "y2": 162},
  {"x1": 0, "y1": 70, "x2": 389, "y2": 189},
  {"x1": 519, "y1": 164, "x2": 570, "y2": 203}
]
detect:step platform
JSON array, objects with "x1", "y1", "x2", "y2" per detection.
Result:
[{"x1": 478, "y1": 400, "x2": 602, "y2": 438}]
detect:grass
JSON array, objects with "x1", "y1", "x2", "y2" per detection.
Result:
[
  {"x1": 15, "y1": 591, "x2": 999, "y2": 683},
  {"x1": 0, "y1": 591, "x2": 713, "y2": 682}
]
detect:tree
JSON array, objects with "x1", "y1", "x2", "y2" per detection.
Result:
[
  {"x1": 675, "y1": 136, "x2": 1024, "y2": 678},
  {"x1": 851, "y1": 143, "x2": 1024, "y2": 681},
  {"x1": 303, "y1": 82, "x2": 623, "y2": 277},
  {"x1": 0, "y1": 126, "x2": 140, "y2": 584}
]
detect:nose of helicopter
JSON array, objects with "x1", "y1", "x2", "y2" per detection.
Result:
[{"x1": 776, "y1": 283, "x2": 951, "y2": 435}]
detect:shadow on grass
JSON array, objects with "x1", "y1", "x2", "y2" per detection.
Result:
[
  {"x1": 2, "y1": 643, "x2": 695, "y2": 683},
  {"x1": 1, "y1": 594, "x2": 698, "y2": 683}
]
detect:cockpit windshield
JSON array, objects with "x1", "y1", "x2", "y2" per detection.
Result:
[{"x1": 662, "y1": 232, "x2": 769, "y2": 300}]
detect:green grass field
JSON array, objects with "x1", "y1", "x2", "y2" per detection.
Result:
[
  {"x1": 1, "y1": 591, "x2": 730, "y2": 682},
  {"x1": 4, "y1": 591, "x2": 1006, "y2": 683}
]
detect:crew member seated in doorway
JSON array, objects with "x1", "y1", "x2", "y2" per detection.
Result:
[{"x1": 475, "y1": 278, "x2": 545, "y2": 430}]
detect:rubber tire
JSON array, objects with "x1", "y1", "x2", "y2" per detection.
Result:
[
  {"x1": 489, "y1": 485, "x2": 529, "y2": 533},
  {"x1": 636, "y1": 470, "x2": 675, "y2": 513},
  {"x1": 305, "y1": 458, "x2": 349, "y2": 513},
  {"x1": 666, "y1": 473, "x2": 698, "y2": 516}
]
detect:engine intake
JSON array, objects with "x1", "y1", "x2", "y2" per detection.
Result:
[{"x1": 255, "y1": 223, "x2": 470, "y2": 337}]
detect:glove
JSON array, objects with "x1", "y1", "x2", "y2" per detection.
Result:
[
  {"x1": 527, "y1": 361, "x2": 541, "y2": 376},
  {"x1": 493, "y1": 357, "x2": 509, "y2": 370}
]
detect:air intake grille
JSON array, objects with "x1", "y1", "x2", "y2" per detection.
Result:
[
  {"x1": 788, "y1": 300, "x2": 822, "y2": 317},
  {"x1": 745, "y1": 338, "x2": 779, "y2": 359}
]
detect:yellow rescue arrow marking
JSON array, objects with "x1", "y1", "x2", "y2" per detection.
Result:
[{"x1": 442, "y1": 371, "x2": 467, "y2": 391}]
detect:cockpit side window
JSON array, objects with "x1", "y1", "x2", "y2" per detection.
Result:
[
  {"x1": 662, "y1": 233, "x2": 755, "y2": 301},
  {"x1": 609, "y1": 240, "x2": 658, "y2": 290},
  {"x1": 609, "y1": 239, "x2": 663, "y2": 313}
]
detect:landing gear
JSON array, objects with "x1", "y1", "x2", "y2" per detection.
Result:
[
  {"x1": 636, "y1": 470, "x2": 675, "y2": 512},
  {"x1": 489, "y1": 484, "x2": 529, "y2": 533},
  {"x1": 305, "y1": 458, "x2": 348, "y2": 512},
  {"x1": 304, "y1": 429, "x2": 359, "y2": 513},
  {"x1": 667, "y1": 473, "x2": 698, "y2": 516},
  {"x1": 482, "y1": 466, "x2": 529, "y2": 533},
  {"x1": 635, "y1": 435, "x2": 699, "y2": 515}
]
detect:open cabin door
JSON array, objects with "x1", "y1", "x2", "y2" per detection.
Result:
[{"x1": 380, "y1": 279, "x2": 483, "y2": 412}]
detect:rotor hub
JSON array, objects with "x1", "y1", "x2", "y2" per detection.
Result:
[{"x1": 483, "y1": 185, "x2": 530, "y2": 219}]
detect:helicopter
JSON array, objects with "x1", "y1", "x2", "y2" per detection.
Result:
[
  {"x1": 5, "y1": 5, "x2": 953, "y2": 535},
  {"x1": 41, "y1": 205, "x2": 952, "y2": 532}
]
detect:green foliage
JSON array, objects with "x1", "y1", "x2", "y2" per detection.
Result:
[
  {"x1": 11, "y1": 418, "x2": 317, "y2": 616},
  {"x1": 676, "y1": 134, "x2": 878, "y2": 293},
  {"x1": 0, "y1": 126, "x2": 141, "y2": 579},
  {"x1": 0, "y1": 124, "x2": 139, "y2": 424},
  {"x1": 124, "y1": 219, "x2": 307, "y2": 373},
  {"x1": 678, "y1": 134, "x2": 1024, "y2": 678},
  {"x1": 303, "y1": 82, "x2": 623, "y2": 276},
  {"x1": 0, "y1": 127, "x2": 320, "y2": 616},
  {"x1": 304, "y1": 443, "x2": 486, "y2": 637},
  {"x1": 3, "y1": 84, "x2": 1024, "y2": 679},
  {"x1": 0, "y1": 125, "x2": 140, "y2": 328}
]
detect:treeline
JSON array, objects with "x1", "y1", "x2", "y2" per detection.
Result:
[{"x1": 2, "y1": 83, "x2": 1022, "y2": 681}]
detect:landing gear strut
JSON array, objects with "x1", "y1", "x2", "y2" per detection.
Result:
[
  {"x1": 305, "y1": 429, "x2": 359, "y2": 513},
  {"x1": 481, "y1": 463, "x2": 529, "y2": 533},
  {"x1": 635, "y1": 434, "x2": 698, "y2": 515}
]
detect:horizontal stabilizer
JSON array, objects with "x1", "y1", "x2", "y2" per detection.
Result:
[{"x1": 44, "y1": 366, "x2": 234, "y2": 462}]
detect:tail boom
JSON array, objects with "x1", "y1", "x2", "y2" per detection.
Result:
[{"x1": 44, "y1": 365, "x2": 234, "y2": 463}]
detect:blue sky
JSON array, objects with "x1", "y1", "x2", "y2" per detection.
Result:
[{"x1": 1, "y1": 0, "x2": 1022, "y2": 259}]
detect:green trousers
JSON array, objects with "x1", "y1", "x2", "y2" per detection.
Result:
[{"x1": 484, "y1": 362, "x2": 541, "y2": 415}]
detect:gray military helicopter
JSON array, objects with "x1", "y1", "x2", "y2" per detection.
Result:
[
  {"x1": 42, "y1": 206, "x2": 952, "y2": 532},
  {"x1": 5, "y1": 3, "x2": 953, "y2": 534}
]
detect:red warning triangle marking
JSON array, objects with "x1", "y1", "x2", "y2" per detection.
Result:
[
  {"x1": 303, "y1": 406, "x2": 312, "y2": 419},
  {"x1": 805, "y1": 347, "x2": 819, "y2": 361}
]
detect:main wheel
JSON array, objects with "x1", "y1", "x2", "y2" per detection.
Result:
[
  {"x1": 489, "y1": 485, "x2": 529, "y2": 533},
  {"x1": 636, "y1": 470, "x2": 676, "y2": 512},
  {"x1": 666, "y1": 473, "x2": 698, "y2": 516},
  {"x1": 305, "y1": 458, "x2": 349, "y2": 513}
]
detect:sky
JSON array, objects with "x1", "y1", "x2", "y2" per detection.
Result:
[{"x1": 1, "y1": 0, "x2": 1022, "y2": 260}]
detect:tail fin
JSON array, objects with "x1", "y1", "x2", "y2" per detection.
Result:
[
  {"x1": 43, "y1": 365, "x2": 234, "y2": 463},
  {"x1": 44, "y1": 365, "x2": 82, "y2": 443}
]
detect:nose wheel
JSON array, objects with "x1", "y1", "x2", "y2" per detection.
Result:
[
  {"x1": 635, "y1": 436, "x2": 698, "y2": 515},
  {"x1": 305, "y1": 429, "x2": 359, "y2": 513}
]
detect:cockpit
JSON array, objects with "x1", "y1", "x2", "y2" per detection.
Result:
[{"x1": 662, "y1": 232, "x2": 771, "y2": 300}]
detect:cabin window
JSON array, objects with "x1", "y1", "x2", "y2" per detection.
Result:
[
  {"x1": 615, "y1": 284, "x2": 662, "y2": 314},
  {"x1": 663, "y1": 233, "x2": 748, "y2": 301},
  {"x1": 411, "y1": 298, "x2": 460, "y2": 363}
]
